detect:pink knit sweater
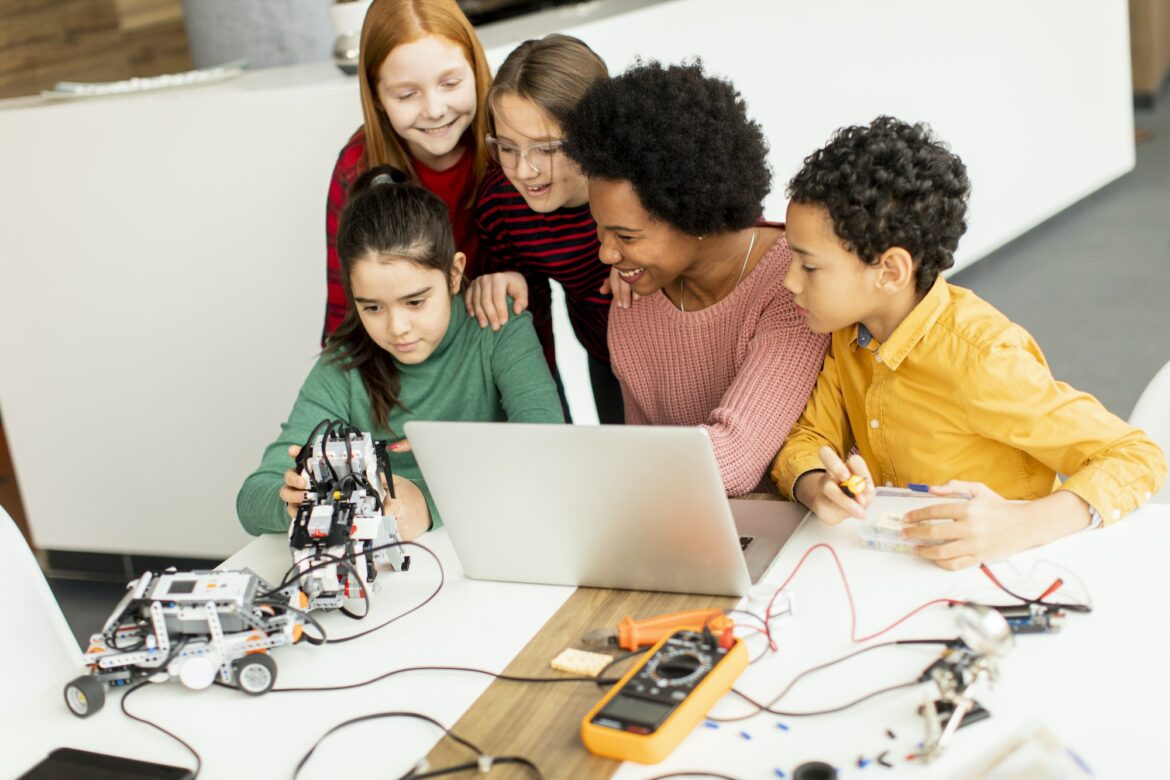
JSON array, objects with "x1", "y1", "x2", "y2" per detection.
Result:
[{"x1": 608, "y1": 231, "x2": 829, "y2": 495}]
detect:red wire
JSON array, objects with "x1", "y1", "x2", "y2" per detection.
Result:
[
  {"x1": 981, "y1": 562, "x2": 1065, "y2": 604},
  {"x1": 763, "y1": 543, "x2": 963, "y2": 645},
  {"x1": 731, "y1": 613, "x2": 778, "y2": 652}
]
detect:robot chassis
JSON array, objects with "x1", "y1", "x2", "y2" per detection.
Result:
[
  {"x1": 64, "y1": 568, "x2": 304, "y2": 717},
  {"x1": 286, "y1": 420, "x2": 411, "y2": 615}
]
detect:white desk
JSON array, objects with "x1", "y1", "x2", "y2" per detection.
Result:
[
  {"x1": 4, "y1": 529, "x2": 575, "y2": 779},
  {"x1": 6, "y1": 506, "x2": 1167, "y2": 779}
]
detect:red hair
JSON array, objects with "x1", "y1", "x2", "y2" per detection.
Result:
[{"x1": 358, "y1": 0, "x2": 492, "y2": 205}]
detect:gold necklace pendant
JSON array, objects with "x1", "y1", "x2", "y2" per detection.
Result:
[{"x1": 678, "y1": 228, "x2": 757, "y2": 313}]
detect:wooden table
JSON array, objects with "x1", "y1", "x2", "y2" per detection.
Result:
[
  {"x1": 422, "y1": 494, "x2": 780, "y2": 778},
  {"x1": 426, "y1": 586, "x2": 737, "y2": 778}
]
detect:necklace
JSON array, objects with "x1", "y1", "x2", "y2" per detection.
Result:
[{"x1": 680, "y1": 228, "x2": 757, "y2": 312}]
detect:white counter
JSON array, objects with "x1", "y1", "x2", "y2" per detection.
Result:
[{"x1": 0, "y1": 0, "x2": 1135, "y2": 557}]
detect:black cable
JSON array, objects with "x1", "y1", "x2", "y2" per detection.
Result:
[
  {"x1": 294, "y1": 711, "x2": 480, "y2": 779},
  {"x1": 594, "y1": 648, "x2": 648, "y2": 688},
  {"x1": 731, "y1": 679, "x2": 922, "y2": 718},
  {"x1": 310, "y1": 418, "x2": 339, "y2": 483},
  {"x1": 326, "y1": 540, "x2": 442, "y2": 643},
  {"x1": 273, "y1": 663, "x2": 621, "y2": 694},
  {"x1": 403, "y1": 756, "x2": 542, "y2": 780},
  {"x1": 119, "y1": 682, "x2": 202, "y2": 779},
  {"x1": 641, "y1": 773, "x2": 742, "y2": 780},
  {"x1": 253, "y1": 598, "x2": 328, "y2": 646},
  {"x1": 297, "y1": 418, "x2": 332, "y2": 487},
  {"x1": 711, "y1": 638, "x2": 952, "y2": 722},
  {"x1": 281, "y1": 550, "x2": 372, "y2": 624},
  {"x1": 293, "y1": 710, "x2": 543, "y2": 780},
  {"x1": 979, "y1": 564, "x2": 1092, "y2": 613}
]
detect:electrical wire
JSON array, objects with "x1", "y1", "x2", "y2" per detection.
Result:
[
  {"x1": 731, "y1": 679, "x2": 924, "y2": 718},
  {"x1": 253, "y1": 598, "x2": 328, "y2": 645},
  {"x1": 326, "y1": 541, "x2": 443, "y2": 643},
  {"x1": 297, "y1": 418, "x2": 332, "y2": 488},
  {"x1": 594, "y1": 648, "x2": 649, "y2": 688},
  {"x1": 642, "y1": 773, "x2": 741, "y2": 780},
  {"x1": 293, "y1": 711, "x2": 502, "y2": 780},
  {"x1": 272, "y1": 664, "x2": 624, "y2": 694},
  {"x1": 979, "y1": 563, "x2": 1092, "y2": 612},
  {"x1": 403, "y1": 757, "x2": 541, "y2": 780},
  {"x1": 762, "y1": 543, "x2": 965, "y2": 644},
  {"x1": 119, "y1": 682, "x2": 202, "y2": 779},
  {"x1": 710, "y1": 638, "x2": 951, "y2": 722}
]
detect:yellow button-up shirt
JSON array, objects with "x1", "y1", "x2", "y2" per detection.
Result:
[{"x1": 771, "y1": 278, "x2": 1166, "y2": 524}]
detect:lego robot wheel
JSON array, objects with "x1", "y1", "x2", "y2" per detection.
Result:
[
  {"x1": 64, "y1": 675, "x2": 105, "y2": 718},
  {"x1": 234, "y1": 654, "x2": 277, "y2": 696}
]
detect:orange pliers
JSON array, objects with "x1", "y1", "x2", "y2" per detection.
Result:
[{"x1": 581, "y1": 608, "x2": 734, "y2": 651}]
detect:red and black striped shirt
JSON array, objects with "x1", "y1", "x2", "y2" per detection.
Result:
[
  {"x1": 476, "y1": 167, "x2": 612, "y2": 364},
  {"x1": 323, "y1": 127, "x2": 481, "y2": 343}
]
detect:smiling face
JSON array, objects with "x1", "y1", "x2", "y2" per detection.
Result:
[
  {"x1": 351, "y1": 253, "x2": 465, "y2": 365},
  {"x1": 589, "y1": 178, "x2": 698, "y2": 295},
  {"x1": 491, "y1": 93, "x2": 588, "y2": 213},
  {"x1": 783, "y1": 201, "x2": 878, "y2": 334},
  {"x1": 376, "y1": 35, "x2": 477, "y2": 170}
]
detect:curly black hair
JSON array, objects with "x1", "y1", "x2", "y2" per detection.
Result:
[
  {"x1": 788, "y1": 116, "x2": 970, "y2": 294},
  {"x1": 563, "y1": 60, "x2": 770, "y2": 235}
]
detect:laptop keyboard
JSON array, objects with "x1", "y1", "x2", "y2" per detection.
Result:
[{"x1": 739, "y1": 535, "x2": 755, "y2": 551}]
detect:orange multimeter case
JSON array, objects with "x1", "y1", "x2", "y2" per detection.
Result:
[{"x1": 580, "y1": 628, "x2": 748, "y2": 764}]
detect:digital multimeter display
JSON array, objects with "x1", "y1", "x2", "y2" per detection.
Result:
[
  {"x1": 581, "y1": 628, "x2": 748, "y2": 764},
  {"x1": 596, "y1": 696, "x2": 674, "y2": 730},
  {"x1": 590, "y1": 631, "x2": 723, "y2": 735}
]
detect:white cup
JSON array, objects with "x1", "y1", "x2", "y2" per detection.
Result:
[{"x1": 330, "y1": 0, "x2": 373, "y2": 38}]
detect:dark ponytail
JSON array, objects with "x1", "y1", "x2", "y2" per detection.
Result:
[{"x1": 324, "y1": 165, "x2": 460, "y2": 432}]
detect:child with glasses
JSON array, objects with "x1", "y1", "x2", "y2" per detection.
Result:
[
  {"x1": 322, "y1": 0, "x2": 493, "y2": 344},
  {"x1": 772, "y1": 117, "x2": 1166, "y2": 569},
  {"x1": 467, "y1": 34, "x2": 623, "y2": 423}
]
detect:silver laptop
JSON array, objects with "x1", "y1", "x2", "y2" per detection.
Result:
[{"x1": 405, "y1": 422, "x2": 807, "y2": 597}]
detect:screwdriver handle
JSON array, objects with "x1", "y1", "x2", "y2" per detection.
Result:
[{"x1": 617, "y1": 608, "x2": 727, "y2": 651}]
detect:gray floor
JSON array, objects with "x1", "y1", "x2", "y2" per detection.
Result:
[
  {"x1": 953, "y1": 89, "x2": 1170, "y2": 419},
  {"x1": 48, "y1": 89, "x2": 1170, "y2": 646},
  {"x1": 49, "y1": 578, "x2": 127, "y2": 648}
]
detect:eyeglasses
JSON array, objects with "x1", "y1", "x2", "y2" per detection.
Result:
[{"x1": 485, "y1": 135, "x2": 566, "y2": 174}]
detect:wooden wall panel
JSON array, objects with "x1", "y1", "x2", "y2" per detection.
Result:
[{"x1": 0, "y1": 0, "x2": 189, "y2": 99}]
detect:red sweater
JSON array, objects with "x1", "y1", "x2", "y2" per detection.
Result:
[
  {"x1": 476, "y1": 166, "x2": 611, "y2": 367},
  {"x1": 608, "y1": 230, "x2": 829, "y2": 495},
  {"x1": 323, "y1": 128, "x2": 480, "y2": 341}
]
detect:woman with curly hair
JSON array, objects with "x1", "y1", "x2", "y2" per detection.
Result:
[{"x1": 562, "y1": 61, "x2": 828, "y2": 495}]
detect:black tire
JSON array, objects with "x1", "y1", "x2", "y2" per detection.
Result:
[
  {"x1": 234, "y1": 654, "x2": 277, "y2": 695},
  {"x1": 64, "y1": 675, "x2": 105, "y2": 718}
]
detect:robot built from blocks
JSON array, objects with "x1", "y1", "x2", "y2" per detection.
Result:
[
  {"x1": 64, "y1": 569, "x2": 302, "y2": 717},
  {"x1": 286, "y1": 420, "x2": 410, "y2": 616}
]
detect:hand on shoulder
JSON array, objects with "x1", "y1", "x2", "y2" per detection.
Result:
[{"x1": 465, "y1": 271, "x2": 528, "y2": 331}]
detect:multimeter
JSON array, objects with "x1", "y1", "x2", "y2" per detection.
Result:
[{"x1": 580, "y1": 628, "x2": 748, "y2": 764}]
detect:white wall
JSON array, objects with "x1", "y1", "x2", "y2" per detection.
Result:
[{"x1": 0, "y1": 0, "x2": 1134, "y2": 557}]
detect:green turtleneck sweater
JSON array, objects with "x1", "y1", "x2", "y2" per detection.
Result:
[{"x1": 236, "y1": 299, "x2": 563, "y2": 535}]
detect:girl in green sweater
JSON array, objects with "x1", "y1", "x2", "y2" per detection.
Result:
[{"x1": 237, "y1": 167, "x2": 563, "y2": 540}]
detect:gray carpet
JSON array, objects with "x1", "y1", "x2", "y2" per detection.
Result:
[{"x1": 953, "y1": 89, "x2": 1170, "y2": 419}]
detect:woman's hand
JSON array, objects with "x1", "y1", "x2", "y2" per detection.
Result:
[
  {"x1": 465, "y1": 271, "x2": 528, "y2": 331},
  {"x1": 385, "y1": 475, "x2": 431, "y2": 541},
  {"x1": 600, "y1": 267, "x2": 639, "y2": 309},
  {"x1": 279, "y1": 444, "x2": 308, "y2": 520},
  {"x1": 793, "y1": 446, "x2": 875, "y2": 524}
]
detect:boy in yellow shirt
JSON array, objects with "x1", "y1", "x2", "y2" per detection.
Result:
[{"x1": 771, "y1": 116, "x2": 1166, "y2": 570}]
